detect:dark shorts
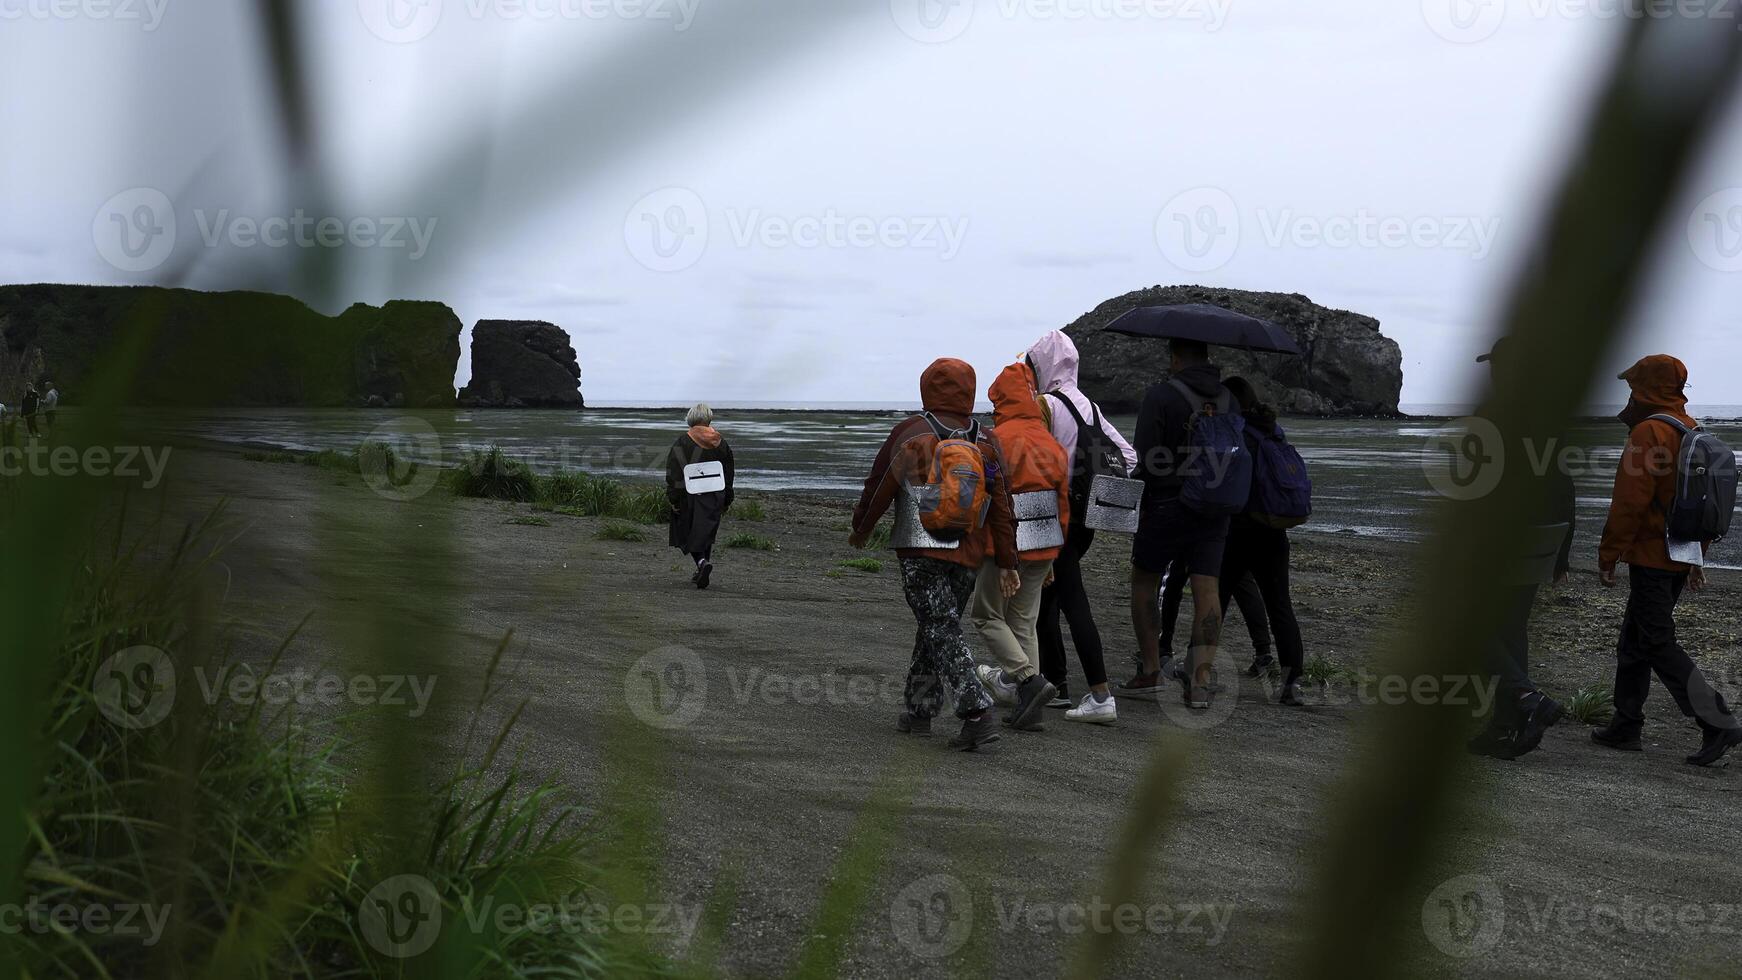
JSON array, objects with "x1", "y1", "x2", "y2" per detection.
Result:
[{"x1": 1132, "y1": 497, "x2": 1230, "y2": 576}]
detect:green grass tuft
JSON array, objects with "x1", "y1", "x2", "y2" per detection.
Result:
[
  {"x1": 1567, "y1": 684, "x2": 1615, "y2": 725},
  {"x1": 1301, "y1": 654, "x2": 1354, "y2": 686},
  {"x1": 505, "y1": 515, "x2": 551, "y2": 527},
  {"x1": 733, "y1": 499, "x2": 768, "y2": 522},
  {"x1": 726, "y1": 533, "x2": 777, "y2": 552},
  {"x1": 597, "y1": 522, "x2": 649, "y2": 543},
  {"x1": 838, "y1": 558, "x2": 883, "y2": 573}
]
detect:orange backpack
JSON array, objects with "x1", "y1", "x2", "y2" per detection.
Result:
[{"x1": 897, "y1": 414, "x2": 992, "y2": 541}]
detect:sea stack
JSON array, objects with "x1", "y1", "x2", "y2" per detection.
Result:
[
  {"x1": 457, "y1": 320, "x2": 585, "y2": 408},
  {"x1": 1064, "y1": 285, "x2": 1404, "y2": 416}
]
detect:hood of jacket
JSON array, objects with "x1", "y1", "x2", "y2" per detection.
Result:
[
  {"x1": 1617, "y1": 355, "x2": 1690, "y2": 425},
  {"x1": 1025, "y1": 331, "x2": 1079, "y2": 394},
  {"x1": 989, "y1": 361, "x2": 1045, "y2": 427},
  {"x1": 1170, "y1": 362, "x2": 1225, "y2": 399},
  {"x1": 687, "y1": 425, "x2": 723, "y2": 449},
  {"x1": 920, "y1": 358, "x2": 977, "y2": 418}
]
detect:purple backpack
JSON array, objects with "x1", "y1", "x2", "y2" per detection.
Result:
[{"x1": 1248, "y1": 424, "x2": 1312, "y2": 529}]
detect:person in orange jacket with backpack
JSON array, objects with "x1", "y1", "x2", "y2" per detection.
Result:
[
  {"x1": 1592, "y1": 355, "x2": 1741, "y2": 767},
  {"x1": 970, "y1": 361, "x2": 1072, "y2": 733},
  {"x1": 850, "y1": 358, "x2": 1021, "y2": 752}
]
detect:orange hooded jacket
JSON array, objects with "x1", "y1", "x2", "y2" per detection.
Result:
[
  {"x1": 1599, "y1": 355, "x2": 1701, "y2": 573},
  {"x1": 984, "y1": 362, "x2": 1071, "y2": 562}
]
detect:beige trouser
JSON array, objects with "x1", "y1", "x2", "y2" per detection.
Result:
[{"x1": 971, "y1": 558, "x2": 1055, "y2": 682}]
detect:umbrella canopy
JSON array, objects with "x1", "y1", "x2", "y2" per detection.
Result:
[{"x1": 1104, "y1": 304, "x2": 1302, "y2": 355}]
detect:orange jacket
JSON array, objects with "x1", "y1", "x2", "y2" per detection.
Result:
[
  {"x1": 852, "y1": 358, "x2": 1019, "y2": 570},
  {"x1": 1599, "y1": 355, "x2": 1700, "y2": 573},
  {"x1": 985, "y1": 362, "x2": 1071, "y2": 563}
]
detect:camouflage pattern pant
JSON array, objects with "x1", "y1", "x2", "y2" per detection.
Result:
[{"x1": 900, "y1": 557, "x2": 994, "y2": 721}]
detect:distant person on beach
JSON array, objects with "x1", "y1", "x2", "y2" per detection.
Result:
[
  {"x1": 19, "y1": 385, "x2": 40, "y2": 440},
  {"x1": 1025, "y1": 330, "x2": 1136, "y2": 724},
  {"x1": 970, "y1": 360, "x2": 1070, "y2": 733},
  {"x1": 1215, "y1": 377, "x2": 1309, "y2": 707},
  {"x1": 1467, "y1": 339, "x2": 1572, "y2": 760},
  {"x1": 850, "y1": 357, "x2": 1019, "y2": 752},
  {"x1": 1119, "y1": 339, "x2": 1245, "y2": 710},
  {"x1": 1592, "y1": 355, "x2": 1742, "y2": 766},
  {"x1": 40, "y1": 382, "x2": 58, "y2": 431},
  {"x1": 665, "y1": 404, "x2": 735, "y2": 590},
  {"x1": 0, "y1": 402, "x2": 11, "y2": 446}
]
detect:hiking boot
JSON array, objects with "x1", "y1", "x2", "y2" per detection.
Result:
[
  {"x1": 949, "y1": 714, "x2": 1002, "y2": 752},
  {"x1": 1278, "y1": 682, "x2": 1305, "y2": 708},
  {"x1": 896, "y1": 712, "x2": 932, "y2": 737},
  {"x1": 1009, "y1": 676, "x2": 1057, "y2": 732},
  {"x1": 695, "y1": 559, "x2": 713, "y2": 590},
  {"x1": 1590, "y1": 724, "x2": 1643, "y2": 752},
  {"x1": 1065, "y1": 693, "x2": 1117, "y2": 725},
  {"x1": 975, "y1": 664, "x2": 1020, "y2": 708},
  {"x1": 1246, "y1": 652, "x2": 1277, "y2": 677},
  {"x1": 1686, "y1": 727, "x2": 1742, "y2": 767},
  {"x1": 1116, "y1": 672, "x2": 1167, "y2": 702},
  {"x1": 1466, "y1": 725, "x2": 1514, "y2": 759},
  {"x1": 1505, "y1": 694, "x2": 1565, "y2": 759}
]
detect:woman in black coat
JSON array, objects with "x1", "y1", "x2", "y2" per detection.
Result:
[{"x1": 665, "y1": 403, "x2": 735, "y2": 589}]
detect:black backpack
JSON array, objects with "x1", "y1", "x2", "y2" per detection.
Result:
[
  {"x1": 1648, "y1": 415, "x2": 1738, "y2": 543},
  {"x1": 1046, "y1": 392, "x2": 1127, "y2": 522}
]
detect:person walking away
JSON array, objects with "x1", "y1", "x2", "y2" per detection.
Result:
[
  {"x1": 970, "y1": 361, "x2": 1070, "y2": 732},
  {"x1": 20, "y1": 385, "x2": 39, "y2": 440},
  {"x1": 1120, "y1": 338, "x2": 1250, "y2": 710},
  {"x1": 665, "y1": 404, "x2": 735, "y2": 589},
  {"x1": 850, "y1": 357, "x2": 1020, "y2": 752},
  {"x1": 1157, "y1": 562, "x2": 1272, "y2": 679},
  {"x1": 40, "y1": 382, "x2": 58, "y2": 431},
  {"x1": 1215, "y1": 377, "x2": 1311, "y2": 707},
  {"x1": 0, "y1": 402, "x2": 11, "y2": 447},
  {"x1": 1592, "y1": 355, "x2": 1742, "y2": 766},
  {"x1": 1025, "y1": 331, "x2": 1136, "y2": 724},
  {"x1": 1465, "y1": 339, "x2": 1573, "y2": 760}
]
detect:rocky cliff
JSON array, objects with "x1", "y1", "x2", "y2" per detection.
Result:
[
  {"x1": 457, "y1": 320, "x2": 584, "y2": 408},
  {"x1": 0, "y1": 284, "x2": 461, "y2": 407},
  {"x1": 1063, "y1": 285, "x2": 1403, "y2": 416}
]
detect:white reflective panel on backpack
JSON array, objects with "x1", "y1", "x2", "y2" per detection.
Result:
[
  {"x1": 891, "y1": 484, "x2": 962, "y2": 550},
  {"x1": 683, "y1": 461, "x2": 726, "y2": 495},
  {"x1": 1012, "y1": 491, "x2": 1065, "y2": 552},
  {"x1": 1084, "y1": 474, "x2": 1144, "y2": 534}
]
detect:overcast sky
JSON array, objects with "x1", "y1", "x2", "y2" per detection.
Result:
[{"x1": 5, "y1": 0, "x2": 1742, "y2": 409}]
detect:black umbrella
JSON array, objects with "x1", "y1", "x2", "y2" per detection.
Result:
[{"x1": 1104, "y1": 304, "x2": 1302, "y2": 355}]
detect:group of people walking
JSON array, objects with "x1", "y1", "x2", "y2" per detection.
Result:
[
  {"x1": 663, "y1": 334, "x2": 1740, "y2": 767},
  {"x1": 0, "y1": 380, "x2": 57, "y2": 443}
]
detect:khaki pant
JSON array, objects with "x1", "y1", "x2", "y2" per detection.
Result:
[{"x1": 971, "y1": 559, "x2": 1055, "y2": 682}]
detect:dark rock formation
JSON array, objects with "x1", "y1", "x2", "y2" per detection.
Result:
[
  {"x1": 457, "y1": 320, "x2": 584, "y2": 408},
  {"x1": 0, "y1": 284, "x2": 461, "y2": 407},
  {"x1": 1063, "y1": 285, "x2": 1403, "y2": 416}
]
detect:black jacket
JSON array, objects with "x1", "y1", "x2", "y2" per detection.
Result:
[
  {"x1": 1132, "y1": 363, "x2": 1228, "y2": 502},
  {"x1": 665, "y1": 433, "x2": 735, "y2": 554}
]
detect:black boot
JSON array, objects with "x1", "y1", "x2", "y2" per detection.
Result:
[{"x1": 1687, "y1": 726, "x2": 1742, "y2": 767}]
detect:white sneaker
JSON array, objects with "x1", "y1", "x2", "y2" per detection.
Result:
[
  {"x1": 1065, "y1": 693, "x2": 1117, "y2": 725},
  {"x1": 975, "y1": 664, "x2": 1019, "y2": 707}
]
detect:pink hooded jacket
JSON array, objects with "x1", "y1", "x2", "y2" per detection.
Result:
[{"x1": 1025, "y1": 331, "x2": 1138, "y2": 474}]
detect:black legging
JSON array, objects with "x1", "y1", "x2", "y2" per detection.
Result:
[
  {"x1": 1038, "y1": 523, "x2": 1107, "y2": 694},
  {"x1": 1159, "y1": 559, "x2": 1271, "y2": 659},
  {"x1": 1218, "y1": 519, "x2": 1305, "y2": 685}
]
